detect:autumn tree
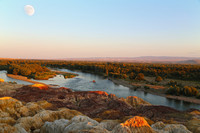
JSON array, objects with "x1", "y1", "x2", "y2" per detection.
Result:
[
  {"x1": 135, "y1": 73, "x2": 144, "y2": 81},
  {"x1": 155, "y1": 76, "x2": 163, "y2": 82}
]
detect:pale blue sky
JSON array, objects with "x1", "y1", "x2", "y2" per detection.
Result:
[{"x1": 0, "y1": 0, "x2": 200, "y2": 59}]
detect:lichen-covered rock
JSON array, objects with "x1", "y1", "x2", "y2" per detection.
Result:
[
  {"x1": 68, "y1": 115, "x2": 99, "y2": 125},
  {"x1": 40, "y1": 119, "x2": 69, "y2": 133},
  {"x1": 152, "y1": 121, "x2": 192, "y2": 133},
  {"x1": 112, "y1": 116, "x2": 154, "y2": 133},
  {"x1": 0, "y1": 123, "x2": 27, "y2": 133},
  {"x1": 99, "y1": 120, "x2": 120, "y2": 131},
  {"x1": 0, "y1": 97, "x2": 24, "y2": 119},
  {"x1": 124, "y1": 96, "x2": 151, "y2": 108},
  {"x1": 79, "y1": 126, "x2": 110, "y2": 133},
  {"x1": 40, "y1": 115, "x2": 110, "y2": 133},
  {"x1": 0, "y1": 117, "x2": 16, "y2": 125},
  {"x1": 16, "y1": 108, "x2": 82, "y2": 132},
  {"x1": 186, "y1": 118, "x2": 200, "y2": 133},
  {"x1": 63, "y1": 115, "x2": 108, "y2": 133},
  {"x1": 0, "y1": 78, "x2": 4, "y2": 82},
  {"x1": 0, "y1": 97, "x2": 52, "y2": 119}
]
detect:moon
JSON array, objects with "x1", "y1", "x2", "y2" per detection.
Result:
[{"x1": 24, "y1": 5, "x2": 35, "y2": 16}]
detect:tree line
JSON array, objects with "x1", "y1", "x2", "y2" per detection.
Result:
[{"x1": 0, "y1": 59, "x2": 200, "y2": 81}]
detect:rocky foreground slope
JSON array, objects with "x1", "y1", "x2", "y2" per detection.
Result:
[{"x1": 0, "y1": 82, "x2": 200, "y2": 133}]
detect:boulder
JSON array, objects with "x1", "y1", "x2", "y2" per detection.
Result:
[
  {"x1": 0, "y1": 78, "x2": 4, "y2": 82},
  {"x1": 99, "y1": 120, "x2": 120, "y2": 131},
  {"x1": 16, "y1": 108, "x2": 82, "y2": 132},
  {"x1": 152, "y1": 121, "x2": 192, "y2": 133},
  {"x1": 186, "y1": 118, "x2": 200, "y2": 133},
  {"x1": 40, "y1": 115, "x2": 110, "y2": 133},
  {"x1": 40, "y1": 119, "x2": 69, "y2": 133},
  {"x1": 112, "y1": 116, "x2": 154, "y2": 133},
  {"x1": 0, "y1": 97, "x2": 24, "y2": 119},
  {"x1": 124, "y1": 96, "x2": 151, "y2": 107},
  {"x1": 0, "y1": 123, "x2": 27, "y2": 133}
]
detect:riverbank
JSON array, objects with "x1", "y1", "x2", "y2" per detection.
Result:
[
  {"x1": 7, "y1": 74, "x2": 44, "y2": 84},
  {"x1": 6, "y1": 69, "x2": 78, "y2": 87},
  {"x1": 110, "y1": 78, "x2": 200, "y2": 105}
]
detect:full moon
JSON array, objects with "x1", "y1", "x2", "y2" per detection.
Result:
[{"x1": 24, "y1": 5, "x2": 35, "y2": 16}]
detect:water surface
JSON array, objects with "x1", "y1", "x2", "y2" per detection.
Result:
[
  {"x1": 0, "y1": 70, "x2": 32, "y2": 85},
  {"x1": 33, "y1": 68, "x2": 200, "y2": 111}
]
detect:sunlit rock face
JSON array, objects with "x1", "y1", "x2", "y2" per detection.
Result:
[
  {"x1": 0, "y1": 97, "x2": 82, "y2": 133},
  {"x1": 31, "y1": 84, "x2": 49, "y2": 90},
  {"x1": 41, "y1": 115, "x2": 109, "y2": 133},
  {"x1": 123, "y1": 96, "x2": 151, "y2": 108},
  {"x1": 186, "y1": 118, "x2": 200, "y2": 133},
  {"x1": 11, "y1": 86, "x2": 136, "y2": 119},
  {"x1": 0, "y1": 78, "x2": 4, "y2": 82},
  {"x1": 151, "y1": 121, "x2": 192, "y2": 133},
  {"x1": 112, "y1": 116, "x2": 155, "y2": 133}
]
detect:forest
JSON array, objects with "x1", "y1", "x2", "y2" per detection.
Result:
[
  {"x1": 0, "y1": 59, "x2": 200, "y2": 81},
  {"x1": 0, "y1": 59, "x2": 200, "y2": 97}
]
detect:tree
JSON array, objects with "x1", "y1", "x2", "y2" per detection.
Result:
[
  {"x1": 129, "y1": 72, "x2": 135, "y2": 80},
  {"x1": 155, "y1": 76, "x2": 163, "y2": 82},
  {"x1": 135, "y1": 73, "x2": 144, "y2": 81}
]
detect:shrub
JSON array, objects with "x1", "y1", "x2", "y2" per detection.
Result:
[
  {"x1": 166, "y1": 85, "x2": 199, "y2": 97},
  {"x1": 135, "y1": 73, "x2": 144, "y2": 81},
  {"x1": 155, "y1": 76, "x2": 163, "y2": 82},
  {"x1": 144, "y1": 86, "x2": 150, "y2": 90}
]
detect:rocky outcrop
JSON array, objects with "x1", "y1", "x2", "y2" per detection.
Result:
[
  {"x1": 151, "y1": 121, "x2": 192, "y2": 133},
  {"x1": 31, "y1": 84, "x2": 49, "y2": 90},
  {"x1": 0, "y1": 78, "x2": 4, "y2": 82},
  {"x1": 11, "y1": 86, "x2": 136, "y2": 119},
  {"x1": 186, "y1": 118, "x2": 200, "y2": 133},
  {"x1": 135, "y1": 105, "x2": 180, "y2": 121},
  {"x1": 0, "y1": 82, "x2": 23, "y2": 97},
  {"x1": 122, "y1": 96, "x2": 151, "y2": 108},
  {"x1": 0, "y1": 97, "x2": 82, "y2": 133},
  {"x1": 41, "y1": 115, "x2": 156, "y2": 133},
  {"x1": 98, "y1": 120, "x2": 120, "y2": 131},
  {"x1": 112, "y1": 116, "x2": 155, "y2": 133},
  {"x1": 1, "y1": 84, "x2": 195, "y2": 127},
  {"x1": 41, "y1": 115, "x2": 109, "y2": 133}
]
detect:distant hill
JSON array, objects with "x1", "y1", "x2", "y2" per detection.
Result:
[
  {"x1": 1, "y1": 57, "x2": 200, "y2": 64},
  {"x1": 60, "y1": 56, "x2": 200, "y2": 64},
  {"x1": 176, "y1": 59, "x2": 200, "y2": 64}
]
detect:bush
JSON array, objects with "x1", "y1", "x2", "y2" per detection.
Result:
[
  {"x1": 135, "y1": 73, "x2": 144, "y2": 81},
  {"x1": 129, "y1": 72, "x2": 135, "y2": 80},
  {"x1": 166, "y1": 86, "x2": 199, "y2": 97},
  {"x1": 167, "y1": 80, "x2": 177, "y2": 86},
  {"x1": 155, "y1": 76, "x2": 163, "y2": 82},
  {"x1": 144, "y1": 86, "x2": 150, "y2": 90}
]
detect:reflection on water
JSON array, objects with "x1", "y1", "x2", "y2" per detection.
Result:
[
  {"x1": 0, "y1": 71, "x2": 32, "y2": 85},
  {"x1": 33, "y1": 68, "x2": 200, "y2": 111}
]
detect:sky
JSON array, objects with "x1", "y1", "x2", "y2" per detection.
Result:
[{"x1": 0, "y1": 0, "x2": 200, "y2": 59}]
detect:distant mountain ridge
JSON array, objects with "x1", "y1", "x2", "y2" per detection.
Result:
[
  {"x1": 1, "y1": 56, "x2": 200, "y2": 64},
  {"x1": 60, "y1": 56, "x2": 200, "y2": 64}
]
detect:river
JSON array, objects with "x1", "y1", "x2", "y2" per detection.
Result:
[{"x1": 1, "y1": 69, "x2": 200, "y2": 111}]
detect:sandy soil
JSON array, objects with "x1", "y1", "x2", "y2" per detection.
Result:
[{"x1": 7, "y1": 74, "x2": 45, "y2": 84}]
